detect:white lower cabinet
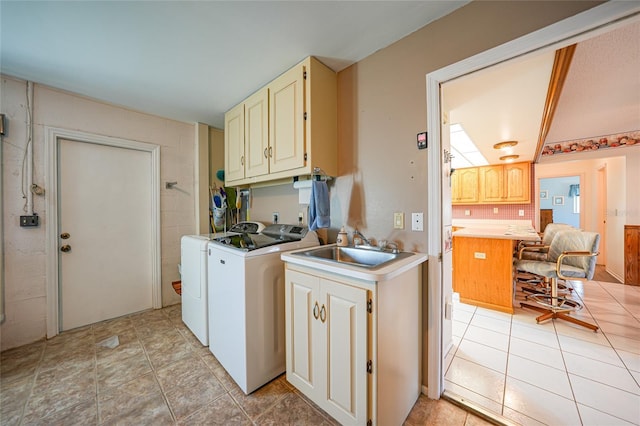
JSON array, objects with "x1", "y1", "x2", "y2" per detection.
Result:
[{"x1": 284, "y1": 265, "x2": 421, "y2": 426}]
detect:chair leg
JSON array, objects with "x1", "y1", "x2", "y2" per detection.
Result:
[{"x1": 520, "y1": 277, "x2": 599, "y2": 332}]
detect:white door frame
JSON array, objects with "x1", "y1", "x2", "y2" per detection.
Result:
[
  {"x1": 45, "y1": 127, "x2": 161, "y2": 338},
  {"x1": 425, "y1": 2, "x2": 640, "y2": 399}
]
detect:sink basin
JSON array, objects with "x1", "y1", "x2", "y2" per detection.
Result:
[{"x1": 293, "y1": 246, "x2": 413, "y2": 269}]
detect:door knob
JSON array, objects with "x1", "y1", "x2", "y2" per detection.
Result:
[
  {"x1": 60, "y1": 232, "x2": 70, "y2": 239},
  {"x1": 60, "y1": 245, "x2": 71, "y2": 253}
]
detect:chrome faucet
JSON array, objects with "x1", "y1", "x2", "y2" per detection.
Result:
[{"x1": 352, "y1": 228, "x2": 373, "y2": 247}]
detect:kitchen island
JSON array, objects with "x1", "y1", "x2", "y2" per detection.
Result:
[{"x1": 452, "y1": 223, "x2": 540, "y2": 313}]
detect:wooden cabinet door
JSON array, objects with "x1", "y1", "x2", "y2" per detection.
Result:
[
  {"x1": 504, "y1": 162, "x2": 530, "y2": 202},
  {"x1": 456, "y1": 167, "x2": 479, "y2": 203},
  {"x1": 479, "y1": 165, "x2": 504, "y2": 202},
  {"x1": 244, "y1": 88, "x2": 270, "y2": 178},
  {"x1": 224, "y1": 103, "x2": 245, "y2": 182},
  {"x1": 285, "y1": 270, "x2": 321, "y2": 399},
  {"x1": 321, "y1": 278, "x2": 368, "y2": 426},
  {"x1": 269, "y1": 64, "x2": 305, "y2": 174}
]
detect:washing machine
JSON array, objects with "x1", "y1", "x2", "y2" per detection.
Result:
[
  {"x1": 180, "y1": 221, "x2": 264, "y2": 346},
  {"x1": 207, "y1": 224, "x2": 319, "y2": 393}
]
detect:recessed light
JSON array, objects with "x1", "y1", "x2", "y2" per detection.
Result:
[
  {"x1": 499, "y1": 154, "x2": 520, "y2": 162},
  {"x1": 493, "y1": 141, "x2": 518, "y2": 150}
]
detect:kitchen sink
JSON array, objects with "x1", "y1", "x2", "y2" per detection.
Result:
[{"x1": 292, "y1": 245, "x2": 413, "y2": 269}]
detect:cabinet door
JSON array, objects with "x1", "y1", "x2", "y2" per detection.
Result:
[
  {"x1": 285, "y1": 270, "x2": 321, "y2": 398},
  {"x1": 321, "y1": 278, "x2": 368, "y2": 426},
  {"x1": 245, "y1": 88, "x2": 270, "y2": 178},
  {"x1": 224, "y1": 103, "x2": 245, "y2": 182},
  {"x1": 453, "y1": 167, "x2": 479, "y2": 204},
  {"x1": 269, "y1": 64, "x2": 305, "y2": 174},
  {"x1": 479, "y1": 165, "x2": 504, "y2": 202},
  {"x1": 504, "y1": 162, "x2": 530, "y2": 202}
]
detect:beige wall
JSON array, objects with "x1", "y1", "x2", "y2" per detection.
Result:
[{"x1": 1, "y1": 76, "x2": 196, "y2": 350}]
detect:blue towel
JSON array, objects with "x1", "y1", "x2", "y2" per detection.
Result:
[{"x1": 309, "y1": 180, "x2": 330, "y2": 230}]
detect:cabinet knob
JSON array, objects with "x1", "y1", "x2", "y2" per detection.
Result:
[
  {"x1": 60, "y1": 245, "x2": 71, "y2": 253},
  {"x1": 319, "y1": 304, "x2": 326, "y2": 323},
  {"x1": 264, "y1": 148, "x2": 269, "y2": 158},
  {"x1": 313, "y1": 301, "x2": 319, "y2": 320}
]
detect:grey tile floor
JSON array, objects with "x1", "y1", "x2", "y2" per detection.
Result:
[{"x1": 1, "y1": 304, "x2": 490, "y2": 425}]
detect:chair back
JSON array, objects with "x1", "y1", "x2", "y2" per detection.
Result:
[
  {"x1": 548, "y1": 230, "x2": 600, "y2": 279},
  {"x1": 541, "y1": 223, "x2": 574, "y2": 245}
]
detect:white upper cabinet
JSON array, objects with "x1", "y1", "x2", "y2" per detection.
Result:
[{"x1": 224, "y1": 56, "x2": 337, "y2": 186}]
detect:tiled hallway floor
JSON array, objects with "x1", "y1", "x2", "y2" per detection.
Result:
[
  {"x1": 445, "y1": 279, "x2": 640, "y2": 425},
  {"x1": 1, "y1": 304, "x2": 491, "y2": 426}
]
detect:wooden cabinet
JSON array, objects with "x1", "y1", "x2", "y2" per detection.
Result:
[
  {"x1": 452, "y1": 167, "x2": 479, "y2": 204},
  {"x1": 503, "y1": 162, "x2": 530, "y2": 202},
  {"x1": 452, "y1": 162, "x2": 529, "y2": 205},
  {"x1": 625, "y1": 225, "x2": 640, "y2": 285},
  {"x1": 479, "y1": 165, "x2": 503, "y2": 203},
  {"x1": 452, "y1": 235, "x2": 516, "y2": 313},
  {"x1": 284, "y1": 263, "x2": 421, "y2": 426},
  {"x1": 224, "y1": 56, "x2": 337, "y2": 186},
  {"x1": 285, "y1": 270, "x2": 368, "y2": 425}
]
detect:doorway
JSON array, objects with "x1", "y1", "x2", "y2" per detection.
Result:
[
  {"x1": 426, "y1": 0, "x2": 639, "y2": 407},
  {"x1": 539, "y1": 176, "x2": 581, "y2": 229},
  {"x1": 45, "y1": 127, "x2": 162, "y2": 337}
]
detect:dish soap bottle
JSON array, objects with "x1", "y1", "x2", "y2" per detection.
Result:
[{"x1": 336, "y1": 227, "x2": 348, "y2": 247}]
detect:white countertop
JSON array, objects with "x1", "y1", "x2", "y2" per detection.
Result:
[
  {"x1": 281, "y1": 245, "x2": 427, "y2": 282},
  {"x1": 453, "y1": 224, "x2": 540, "y2": 242}
]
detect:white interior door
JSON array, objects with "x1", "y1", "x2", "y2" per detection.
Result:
[{"x1": 58, "y1": 138, "x2": 153, "y2": 331}]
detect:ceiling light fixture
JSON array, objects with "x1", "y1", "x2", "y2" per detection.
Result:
[
  {"x1": 493, "y1": 140, "x2": 518, "y2": 150},
  {"x1": 499, "y1": 154, "x2": 520, "y2": 162}
]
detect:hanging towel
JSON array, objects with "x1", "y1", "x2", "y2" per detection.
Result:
[{"x1": 309, "y1": 180, "x2": 330, "y2": 230}]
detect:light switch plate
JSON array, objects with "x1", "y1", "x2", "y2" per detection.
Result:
[
  {"x1": 411, "y1": 212, "x2": 424, "y2": 231},
  {"x1": 393, "y1": 212, "x2": 404, "y2": 229}
]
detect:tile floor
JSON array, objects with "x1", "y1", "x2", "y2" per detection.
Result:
[
  {"x1": 1, "y1": 304, "x2": 491, "y2": 426},
  {"x1": 445, "y1": 278, "x2": 640, "y2": 426}
]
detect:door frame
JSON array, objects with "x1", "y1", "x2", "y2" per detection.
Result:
[
  {"x1": 425, "y1": 2, "x2": 640, "y2": 399},
  {"x1": 45, "y1": 127, "x2": 161, "y2": 338}
]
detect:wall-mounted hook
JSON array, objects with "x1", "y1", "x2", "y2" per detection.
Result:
[{"x1": 165, "y1": 181, "x2": 178, "y2": 189}]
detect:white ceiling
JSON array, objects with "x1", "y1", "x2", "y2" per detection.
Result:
[
  {"x1": 443, "y1": 19, "x2": 640, "y2": 166},
  {"x1": 1, "y1": 1, "x2": 468, "y2": 129}
]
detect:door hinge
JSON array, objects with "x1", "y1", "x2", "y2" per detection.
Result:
[
  {"x1": 303, "y1": 70, "x2": 307, "y2": 80},
  {"x1": 304, "y1": 112, "x2": 308, "y2": 120},
  {"x1": 366, "y1": 360, "x2": 372, "y2": 374},
  {"x1": 304, "y1": 153, "x2": 308, "y2": 161},
  {"x1": 367, "y1": 299, "x2": 372, "y2": 314},
  {"x1": 438, "y1": 252, "x2": 443, "y2": 262}
]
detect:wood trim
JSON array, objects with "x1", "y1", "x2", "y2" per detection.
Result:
[{"x1": 535, "y1": 44, "x2": 576, "y2": 162}]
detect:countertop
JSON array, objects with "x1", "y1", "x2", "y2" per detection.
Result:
[
  {"x1": 453, "y1": 224, "x2": 540, "y2": 242},
  {"x1": 281, "y1": 245, "x2": 427, "y2": 282}
]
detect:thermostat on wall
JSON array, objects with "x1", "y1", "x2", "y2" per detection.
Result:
[{"x1": 417, "y1": 132, "x2": 427, "y2": 149}]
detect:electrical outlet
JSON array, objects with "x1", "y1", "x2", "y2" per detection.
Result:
[
  {"x1": 393, "y1": 212, "x2": 404, "y2": 229},
  {"x1": 464, "y1": 210, "x2": 471, "y2": 216},
  {"x1": 20, "y1": 215, "x2": 39, "y2": 227},
  {"x1": 493, "y1": 207, "x2": 499, "y2": 214},
  {"x1": 518, "y1": 209, "x2": 525, "y2": 217},
  {"x1": 272, "y1": 212, "x2": 279, "y2": 224},
  {"x1": 298, "y1": 211, "x2": 305, "y2": 225},
  {"x1": 411, "y1": 212, "x2": 424, "y2": 231}
]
